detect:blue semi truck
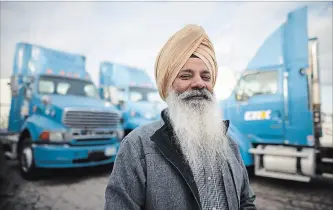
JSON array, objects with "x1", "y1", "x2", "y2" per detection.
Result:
[
  {"x1": 221, "y1": 6, "x2": 332, "y2": 182},
  {"x1": 99, "y1": 62, "x2": 166, "y2": 137},
  {"x1": 0, "y1": 43, "x2": 123, "y2": 180}
]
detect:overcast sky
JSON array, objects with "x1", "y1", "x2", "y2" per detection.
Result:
[{"x1": 0, "y1": 1, "x2": 332, "y2": 112}]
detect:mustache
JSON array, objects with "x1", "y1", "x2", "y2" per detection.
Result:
[{"x1": 178, "y1": 89, "x2": 213, "y2": 101}]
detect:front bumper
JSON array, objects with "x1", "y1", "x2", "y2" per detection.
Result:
[{"x1": 32, "y1": 143, "x2": 120, "y2": 168}]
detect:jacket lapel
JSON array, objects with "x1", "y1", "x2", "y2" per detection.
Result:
[
  {"x1": 222, "y1": 148, "x2": 241, "y2": 210},
  {"x1": 222, "y1": 134, "x2": 250, "y2": 210},
  {"x1": 150, "y1": 120, "x2": 202, "y2": 209}
]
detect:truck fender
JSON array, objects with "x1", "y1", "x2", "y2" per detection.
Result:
[
  {"x1": 226, "y1": 122, "x2": 254, "y2": 167},
  {"x1": 20, "y1": 114, "x2": 67, "y2": 141}
]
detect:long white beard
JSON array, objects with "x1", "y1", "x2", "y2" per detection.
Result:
[{"x1": 165, "y1": 89, "x2": 228, "y2": 173}]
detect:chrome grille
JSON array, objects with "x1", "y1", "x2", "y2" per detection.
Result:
[{"x1": 63, "y1": 110, "x2": 119, "y2": 129}]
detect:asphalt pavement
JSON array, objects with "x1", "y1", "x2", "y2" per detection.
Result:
[{"x1": 0, "y1": 157, "x2": 332, "y2": 210}]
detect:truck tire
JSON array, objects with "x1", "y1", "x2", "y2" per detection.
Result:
[{"x1": 19, "y1": 136, "x2": 39, "y2": 180}]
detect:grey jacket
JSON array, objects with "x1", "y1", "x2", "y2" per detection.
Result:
[{"x1": 105, "y1": 110, "x2": 256, "y2": 210}]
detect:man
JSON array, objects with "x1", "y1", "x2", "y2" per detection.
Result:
[{"x1": 105, "y1": 24, "x2": 256, "y2": 210}]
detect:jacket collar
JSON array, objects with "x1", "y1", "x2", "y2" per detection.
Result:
[{"x1": 150, "y1": 109, "x2": 230, "y2": 209}]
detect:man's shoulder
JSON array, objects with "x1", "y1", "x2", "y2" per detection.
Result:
[
  {"x1": 120, "y1": 120, "x2": 164, "y2": 153},
  {"x1": 128, "y1": 120, "x2": 164, "y2": 140}
]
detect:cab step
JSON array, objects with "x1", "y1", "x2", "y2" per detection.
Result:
[
  {"x1": 317, "y1": 147, "x2": 333, "y2": 175},
  {"x1": 321, "y1": 158, "x2": 333, "y2": 163},
  {"x1": 318, "y1": 146, "x2": 333, "y2": 158},
  {"x1": 255, "y1": 168, "x2": 311, "y2": 182}
]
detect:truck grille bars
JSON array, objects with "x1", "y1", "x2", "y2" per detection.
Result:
[{"x1": 63, "y1": 109, "x2": 119, "y2": 129}]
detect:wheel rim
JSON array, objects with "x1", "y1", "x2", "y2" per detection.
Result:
[{"x1": 21, "y1": 146, "x2": 33, "y2": 172}]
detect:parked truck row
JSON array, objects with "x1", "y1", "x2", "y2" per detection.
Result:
[
  {"x1": 1, "y1": 6, "x2": 332, "y2": 183},
  {"x1": 0, "y1": 42, "x2": 163, "y2": 180}
]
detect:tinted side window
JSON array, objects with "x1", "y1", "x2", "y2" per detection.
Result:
[{"x1": 235, "y1": 71, "x2": 278, "y2": 101}]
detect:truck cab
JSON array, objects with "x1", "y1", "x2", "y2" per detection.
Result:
[
  {"x1": 221, "y1": 6, "x2": 333, "y2": 182},
  {"x1": 2, "y1": 43, "x2": 123, "y2": 180},
  {"x1": 99, "y1": 62, "x2": 166, "y2": 136}
]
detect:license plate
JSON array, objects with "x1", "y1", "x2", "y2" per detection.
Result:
[
  {"x1": 104, "y1": 146, "x2": 117, "y2": 156},
  {"x1": 88, "y1": 150, "x2": 105, "y2": 160}
]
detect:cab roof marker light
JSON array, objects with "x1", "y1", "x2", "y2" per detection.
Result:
[
  {"x1": 46, "y1": 69, "x2": 53, "y2": 74},
  {"x1": 60, "y1": 70, "x2": 65, "y2": 76}
]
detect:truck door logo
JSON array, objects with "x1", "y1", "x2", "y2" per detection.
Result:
[{"x1": 244, "y1": 110, "x2": 272, "y2": 121}]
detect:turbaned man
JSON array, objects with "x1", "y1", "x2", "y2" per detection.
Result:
[{"x1": 104, "y1": 24, "x2": 256, "y2": 210}]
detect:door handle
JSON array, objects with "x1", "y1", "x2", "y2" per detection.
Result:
[{"x1": 270, "y1": 111, "x2": 282, "y2": 123}]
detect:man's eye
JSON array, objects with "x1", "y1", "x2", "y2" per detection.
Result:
[
  {"x1": 180, "y1": 74, "x2": 191, "y2": 79},
  {"x1": 202, "y1": 76, "x2": 211, "y2": 80}
]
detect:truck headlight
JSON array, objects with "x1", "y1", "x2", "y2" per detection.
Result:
[
  {"x1": 39, "y1": 131, "x2": 69, "y2": 142},
  {"x1": 49, "y1": 132, "x2": 65, "y2": 142}
]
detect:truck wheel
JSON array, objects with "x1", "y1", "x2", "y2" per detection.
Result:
[{"x1": 19, "y1": 137, "x2": 39, "y2": 180}]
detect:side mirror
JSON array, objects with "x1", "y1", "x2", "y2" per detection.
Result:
[
  {"x1": 23, "y1": 76, "x2": 35, "y2": 85},
  {"x1": 25, "y1": 88, "x2": 33, "y2": 100},
  {"x1": 235, "y1": 91, "x2": 248, "y2": 102},
  {"x1": 9, "y1": 76, "x2": 19, "y2": 96},
  {"x1": 236, "y1": 93, "x2": 242, "y2": 101}
]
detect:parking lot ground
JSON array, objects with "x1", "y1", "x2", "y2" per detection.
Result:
[{"x1": 1, "y1": 159, "x2": 333, "y2": 210}]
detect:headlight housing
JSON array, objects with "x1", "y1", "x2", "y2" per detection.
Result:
[{"x1": 39, "y1": 131, "x2": 70, "y2": 142}]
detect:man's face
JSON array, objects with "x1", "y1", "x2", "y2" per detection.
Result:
[
  {"x1": 165, "y1": 57, "x2": 227, "y2": 170},
  {"x1": 172, "y1": 57, "x2": 213, "y2": 95}
]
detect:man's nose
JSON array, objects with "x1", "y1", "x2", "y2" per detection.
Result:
[{"x1": 190, "y1": 77, "x2": 205, "y2": 89}]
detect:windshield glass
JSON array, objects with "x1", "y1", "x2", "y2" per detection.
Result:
[
  {"x1": 235, "y1": 71, "x2": 278, "y2": 101},
  {"x1": 129, "y1": 87, "x2": 161, "y2": 103},
  {"x1": 38, "y1": 75, "x2": 98, "y2": 98}
]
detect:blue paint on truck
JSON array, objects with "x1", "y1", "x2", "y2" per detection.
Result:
[
  {"x1": 221, "y1": 6, "x2": 332, "y2": 182},
  {"x1": 2, "y1": 42, "x2": 123, "y2": 180},
  {"x1": 99, "y1": 62, "x2": 166, "y2": 136}
]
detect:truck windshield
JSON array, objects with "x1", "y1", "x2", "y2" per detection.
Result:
[
  {"x1": 38, "y1": 75, "x2": 98, "y2": 98},
  {"x1": 235, "y1": 70, "x2": 278, "y2": 101},
  {"x1": 129, "y1": 87, "x2": 161, "y2": 103}
]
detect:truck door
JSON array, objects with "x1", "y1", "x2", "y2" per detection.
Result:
[
  {"x1": 233, "y1": 69, "x2": 285, "y2": 144},
  {"x1": 283, "y1": 7, "x2": 313, "y2": 146}
]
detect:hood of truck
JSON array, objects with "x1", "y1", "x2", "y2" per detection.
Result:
[{"x1": 47, "y1": 95, "x2": 118, "y2": 112}]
